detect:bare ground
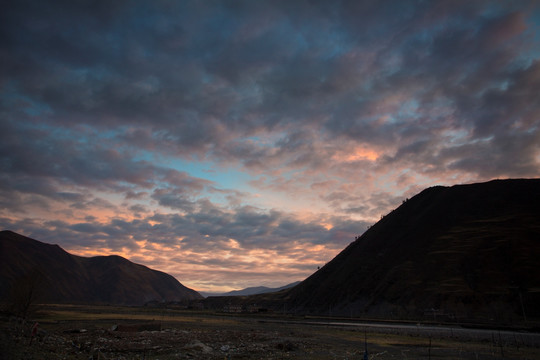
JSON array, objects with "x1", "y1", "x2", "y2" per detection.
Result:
[{"x1": 2, "y1": 305, "x2": 540, "y2": 359}]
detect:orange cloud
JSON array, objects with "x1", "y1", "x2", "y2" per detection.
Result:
[{"x1": 333, "y1": 145, "x2": 380, "y2": 162}]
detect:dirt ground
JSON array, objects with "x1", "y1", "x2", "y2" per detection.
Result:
[{"x1": 1, "y1": 306, "x2": 540, "y2": 359}]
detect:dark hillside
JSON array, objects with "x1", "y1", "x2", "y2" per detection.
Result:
[
  {"x1": 281, "y1": 179, "x2": 540, "y2": 322},
  {"x1": 0, "y1": 231, "x2": 202, "y2": 306}
]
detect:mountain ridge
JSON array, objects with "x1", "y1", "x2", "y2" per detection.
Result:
[
  {"x1": 201, "y1": 281, "x2": 301, "y2": 298},
  {"x1": 207, "y1": 179, "x2": 540, "y2": 324},
  {"x1": 284, "y1": 178, "x2": 540, "y2": 321},
  {"x1": 0, "y1": 230, "x2": 202, "y2": 306},
  {"x1": 3, "y1": 178, "x2": 540, "y2": 325}
]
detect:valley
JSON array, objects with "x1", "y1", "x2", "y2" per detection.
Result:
[
  {"x1": 2, "y1": 179, "x2": 540, "y2": 358},
  {"x1": 2, "y1": 304, "x2": 540, "y2": 359}
]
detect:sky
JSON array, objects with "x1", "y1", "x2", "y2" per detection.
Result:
[{"x1": 1, "y1": 0, "x2": 540, "y2": 293}]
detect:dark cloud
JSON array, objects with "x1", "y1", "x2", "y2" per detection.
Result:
[{"x1": 1, "y1": 0, "x2": 539, "y2": 290}]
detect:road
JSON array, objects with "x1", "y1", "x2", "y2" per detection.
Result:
[{"x1": 257, "y1": 317, "x2": 540, "y2": 346}]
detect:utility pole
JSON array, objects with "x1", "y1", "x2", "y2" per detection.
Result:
[{"x1": 363, "y1": 328, "x2": 368, "y2": 360}]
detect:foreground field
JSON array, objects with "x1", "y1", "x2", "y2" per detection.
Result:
[{"x1": 1, "y1": 305, "x2": 540, "y2": 359}]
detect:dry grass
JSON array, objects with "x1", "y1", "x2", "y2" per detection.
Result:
[{"x1": 2, "y1": 304, "x2": 540, "y2": 359}]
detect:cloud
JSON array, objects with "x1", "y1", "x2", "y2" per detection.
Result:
[
  {"x1": 1, "y1": 0, "x2": 539, "y2": 290},
  {"x1": 0, "y1": 201, "x2": 362, "y2": 290}
]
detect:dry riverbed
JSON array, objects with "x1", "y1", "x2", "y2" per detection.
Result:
[{"x1": 1, "y1": 305, "x2": 540, "y2": 359}]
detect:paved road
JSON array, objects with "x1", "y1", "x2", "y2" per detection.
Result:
[{"x1": 258, "y1": 318, "x2": 540, "y2": 346}]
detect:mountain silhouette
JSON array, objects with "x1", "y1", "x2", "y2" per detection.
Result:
[
  {"x1": 202, "y1": 281, "x2": 301, "y2": 297},
  {"x1": 213, "y1": 179, "x2": 540, "y2": 323},
  {"x1": 281, "y1": 179, "x2": 540, "y2": 322},
  {"x1": 0, "y1": 230, "x2": 202, "y2": 306}
]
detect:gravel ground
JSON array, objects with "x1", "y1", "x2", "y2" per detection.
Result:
[{"x1": 2, "y1": 311, "x2": 540, "y2": 359}]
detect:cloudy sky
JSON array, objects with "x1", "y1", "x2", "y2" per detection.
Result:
[{"x1": 1, "y1": 0, "x2": 540, "y2": 293}]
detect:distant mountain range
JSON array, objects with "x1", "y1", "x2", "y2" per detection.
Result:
[
  {"x1": 0, "y1": 230, "x2": 202, "y2": 306},
  {"x1": 201, "y1": 281, "x2": 301, "y2": 298},
  {"x1": 3, "y1": 178, "x2": 540, "y2": 325},
  {"x1": 205, "y1": 179, "x2": 540, "y2": 323}
]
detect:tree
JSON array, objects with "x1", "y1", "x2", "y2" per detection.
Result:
[{"x1": 6, "y1": 269, "x2": 46, "y2": 319}]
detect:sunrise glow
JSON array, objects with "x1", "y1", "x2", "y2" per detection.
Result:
[{"x1": 1, "y1": 1, "x2": 540, "y2": 292}]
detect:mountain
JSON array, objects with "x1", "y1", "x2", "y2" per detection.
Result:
[
  {"x1": 202, "y1": 281, "x2": 301, "y2": 297},
  {"x1": 0, "y1": 231, "x2": 202, "y2": 306},
  {"x1": 216, "y1": 179, "x2": 540, "y2": 324},
  {"x1": 280, "y1": 179, "x2": 540, "y2": 322}
]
